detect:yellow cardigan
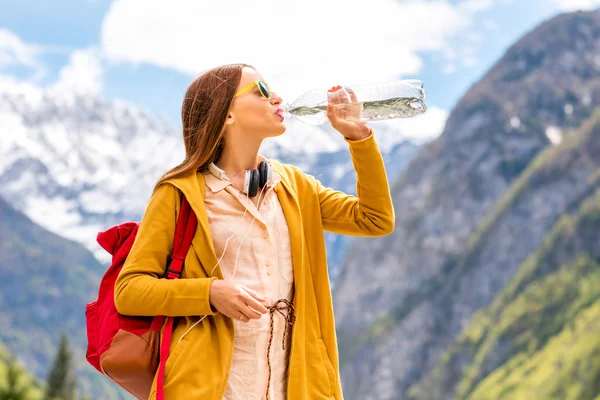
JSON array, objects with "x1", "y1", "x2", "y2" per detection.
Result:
[{"x1": 114, "y1": 131, "x2": 395, "y2": 399}]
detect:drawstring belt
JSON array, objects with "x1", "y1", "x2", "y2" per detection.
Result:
[{"x1": 264, "y1": 298, "x2": 296, "y2": 400}]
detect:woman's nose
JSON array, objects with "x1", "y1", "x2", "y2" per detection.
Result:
[{"x1": 270, "y1": 92, "x2": 282, "y2": 106}]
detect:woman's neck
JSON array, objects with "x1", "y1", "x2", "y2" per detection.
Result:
[{"x1": 214, "y1": 134, "x2": 263, "y2": 178}]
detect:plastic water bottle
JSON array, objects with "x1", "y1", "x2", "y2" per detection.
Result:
[{"x1": 280, "y1": 80, "x2": 427, "y2": 125}]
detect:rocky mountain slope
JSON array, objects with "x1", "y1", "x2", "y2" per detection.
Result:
[
  {"x1": 333, "y1": 10, "x2": 600, "y2": 399},
  {"x1": 0, "y1": 195, "x2": 125, "y2": 398},
  {"x1": 407, "y1": 109, "x2": 600, "y2": 400}
]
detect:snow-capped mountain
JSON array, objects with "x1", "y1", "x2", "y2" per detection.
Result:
[{"x1": 0, "y1": 83, "x2": 419, "y2": 278}]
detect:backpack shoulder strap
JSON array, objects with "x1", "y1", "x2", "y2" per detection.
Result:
[
  {"x1": 165, "y1": 195, "x2": 197, "y2": 280},
  {"x1": 156, "y1": 195, "x2": 198, "y2": 400}
]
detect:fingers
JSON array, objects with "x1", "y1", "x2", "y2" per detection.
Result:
[
  {"x1": 235, "y1": 285, "x2": 268, "y2": 321},
  {"x1": 326, "y1": 85, "x2": 342, "y2": 125},
  {"x1": 210, "y1": 280, "x2": 271, "y2": 323},
  {"x1": 229, "y1": 303, "x2": 261, "y2": 322},
  {"x1": 326, "y1": 102, "x2": 338, "y2": 125},
  {"x1": 328, "y1": 85, "x2": 350, "y2": 105},
  {"x1": 346, "y1": 87, "x2": 358, "y2": 103},
  {"x1": 235, "y1": 303, "x2": 263, "y2": 322},
  {"x1": 242, "y1": 292, "x2": 269, "y2": 315},
  {"x1": 242, "y1": 285, "x2": 267, "y2": 303}
]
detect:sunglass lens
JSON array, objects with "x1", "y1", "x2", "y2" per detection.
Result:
[{"x1": 258, "y1": 81, "x2": 270, "y2": 98}]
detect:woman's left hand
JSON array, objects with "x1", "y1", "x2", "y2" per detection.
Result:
[{"x1": 326, "y1": 85, "x2": 371, "y2": 141}]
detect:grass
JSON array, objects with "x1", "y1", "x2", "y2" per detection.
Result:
[{"x1": 407, "y1": 188, "x2": 600, "y2": 400}]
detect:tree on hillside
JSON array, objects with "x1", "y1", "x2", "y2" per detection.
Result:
[
  {"x1": 0, "y1": 355, "x2": 33, "y2": 400},
  {"x1": 44, "y1": 333, "x2": 77, "y2": 400}
]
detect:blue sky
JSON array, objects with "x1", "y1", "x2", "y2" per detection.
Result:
[{"x1": 0, "y1": 0, "x2": 595, "y2": 140}]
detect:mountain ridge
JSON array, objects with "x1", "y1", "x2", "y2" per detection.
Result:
[{"x1": 333, "y1": 10, "x2": 600, "y2": 399}]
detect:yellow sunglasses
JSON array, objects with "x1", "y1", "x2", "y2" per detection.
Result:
[{"x1": 234, "y1": 80, "x2": 271, "y2": 99}]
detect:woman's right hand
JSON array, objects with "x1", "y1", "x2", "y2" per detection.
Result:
[{"x1": 209, "y1": 279, "x2": 269, "y2": 322}]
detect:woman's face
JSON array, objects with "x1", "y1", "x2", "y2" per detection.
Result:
[{"x1": 227, "y1": 67, "x2": 286, "y2": 139}]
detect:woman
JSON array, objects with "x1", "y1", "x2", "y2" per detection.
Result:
[{"x1": 114, "y1": 64, "x2": 394, "y2": 400}]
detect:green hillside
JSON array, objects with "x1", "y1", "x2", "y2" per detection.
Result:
[
  {"x1": 408, "y1": 186, "x2": 600, "y2": 400},
  {"x1": 469, "y1": 287, "x2": 600, "y2": 399},
  {"x1": 0, "y1": 196, "x2": 126, "y2": 399},
  {"x1": 0, "y1": 340, "x2": 43, "y2": 399},
  {"x1": 341, "y1": 109, "x2": 600, "y2": 370}
]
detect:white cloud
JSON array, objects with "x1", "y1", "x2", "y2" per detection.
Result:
[
  {"x1": 442, "y1": 64, "x2": 457, "y2": 74},
  {"x1": 0, "y1": 29, "x2": 102, "y2": 96},
  {"x1": 462, "y1": 57, "x2": 478, "y2": 67},
  {"x1": 374, "y1": 106, "x2": 449, "y2": 147},
  {"x1": 460, "y1": 0, "x2": 494, "y2": 12},
  {"x1": 0, "y1": 74, "x2": 45, "y2": 106},
  {"x1": 442, "y1": 47, "x2": 457, "y2": 61},
  {"x1": 399, "y1": 106, "x2": 449, "y2": 142},
  {"x1": 482, "y1": 19, "x2": 498, "y2": 30},
  {"x1": 100, "y1": 0, "x2": 490, "y2": 101},
  {"x1": 49, "y1": 48, "x2": 103, "y2": 96},
  {"x1": 465, "y1": 32, "x2": 484, "y2": 43},
  {"x1": 549, "y1": 0, "x2": 600, "y2": 11},
  {"x1": 0, "y1": 29, "x2": 41, "y2": 70}
]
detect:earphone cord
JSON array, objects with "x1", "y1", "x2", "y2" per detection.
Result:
[
  {"x1": 174, "y1": 181, "x2": 295, "y2": 399},
  {"x1": 177, "y1": 183, "x2": 270, "y2": 344}
]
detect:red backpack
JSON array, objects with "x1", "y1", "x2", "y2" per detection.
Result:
[{"x1": 85, "y1": 196, "x2": 197, "y2": 400}]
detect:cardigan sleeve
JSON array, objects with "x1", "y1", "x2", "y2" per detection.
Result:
[
  {"x1": 114, "y1": 183, "x2": 218, "y2": 317},
  {"x1": 300, "y1": 129, "x2": 395, "y2": 236}
]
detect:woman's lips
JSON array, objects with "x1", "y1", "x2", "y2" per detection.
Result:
[{"x1": 275, "y1": 109, "x2": 284, "y2": 119}]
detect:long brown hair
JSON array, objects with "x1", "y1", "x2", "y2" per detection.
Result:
[{"x1": 152, "y1": 63, "x2": 253, "y2": 194}]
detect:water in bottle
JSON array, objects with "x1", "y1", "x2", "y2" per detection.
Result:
[{"x1": 281, "y1": 80, "x2": 427, "y2": 125}]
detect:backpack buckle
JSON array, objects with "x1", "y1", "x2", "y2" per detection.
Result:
[
  {"x1": 165, "y1": 269, "x2": 181, "y2": 280},
  {"x1": 164, "y1": 256, "x2": 183, "y2": 279}
]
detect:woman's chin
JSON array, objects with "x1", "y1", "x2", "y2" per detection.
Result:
[
  {"x1": 269, "y1": 124, "x2": 287, "y2": 137},
  {"x1": 257, "y1": 122, "x2": 286, "y2": 139}
]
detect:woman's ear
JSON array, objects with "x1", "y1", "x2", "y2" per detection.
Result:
[{"x1": 226, "y1": 112, "x2": 235, "y2": 126}]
